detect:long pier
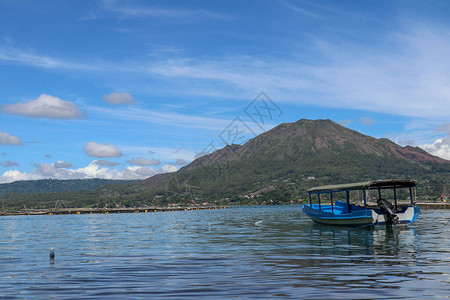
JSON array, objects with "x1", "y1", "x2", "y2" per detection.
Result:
[{"x1": 0, "y1": 205, "x2": 228, "y2": 216}]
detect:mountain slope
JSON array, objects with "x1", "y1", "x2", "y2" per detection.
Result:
[
  {"x1": 2, "y1": 119, "x2": 448, "y2": 209},
  {"x1": 138, "y1": 119, "x2": 449, "y2": 199}
]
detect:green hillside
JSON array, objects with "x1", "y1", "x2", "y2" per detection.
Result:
[
  {"x1": 137, "y1": 119, "x2": 448, "y2": 200},
  {"x1": 1, "y1": 119, "x2": 448, "y2": 210},
  {"x1": 0, "y1": 179, "x2": 135, "y2": 197}
]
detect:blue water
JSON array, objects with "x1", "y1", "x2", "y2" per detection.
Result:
[{"x1": 0, "y1": 206, "x2": 449, "y2": 299}]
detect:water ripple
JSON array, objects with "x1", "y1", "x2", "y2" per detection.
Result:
[{"x1": 0, "y1": 206, "x2": 449, "y2": 298}]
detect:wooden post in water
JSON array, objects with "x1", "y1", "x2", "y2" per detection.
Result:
[{"x1": 50, "y1": 247, "x2": 55, "y2": 264}]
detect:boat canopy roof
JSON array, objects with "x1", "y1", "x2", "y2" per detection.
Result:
[{"x1": 308, "y1": 179, "x2": 417, "y2": 193}]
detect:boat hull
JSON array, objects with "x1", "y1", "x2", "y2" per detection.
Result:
[
  {"x1": 302, "y1": 202, "x2": 420, "y2": 226},
  {"x1": 307, "y1": 215, "x2": 374, "y2": 226}
]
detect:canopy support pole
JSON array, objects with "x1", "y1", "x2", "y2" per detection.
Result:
[
  {"x1": 393, "y1": 187, "x2": 398, "y2": 211},
  {"x1": 318, "y1": 193, "x2": 321, "y2": 211},
  {"x1": 363, "y1": 189, "x2": 367, "y2": 208},
  {"x1": 409, "y1": 187, "x2": 414, "y2": 206},
  {"x1": 346, "y1": 191, "x2": 351, "y2": 213},
  {"x1": 330, "y1": 192, "x2": 334, "y2": 213}
]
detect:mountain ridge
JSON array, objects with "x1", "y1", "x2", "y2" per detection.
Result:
[
  {"x1": 0, "y1": 178, "x2": 136, "y2": 197},
  {"x1": 133, "y1": 119, "x2": 448, "y2": 203},
  {"x1": 2, "y1": 119, "x2": 448, "y2": 209}
]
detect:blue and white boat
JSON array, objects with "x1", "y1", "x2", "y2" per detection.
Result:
[{"x1": 302, "y1": 179, "x2": 420, "y2": 226}]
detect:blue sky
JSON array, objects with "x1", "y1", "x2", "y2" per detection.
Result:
[{"x1": 0, "y1": 0, "x2": 449, "y2": 183}]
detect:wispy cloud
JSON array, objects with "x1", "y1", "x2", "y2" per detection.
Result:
[
  {"x1": 0, "y1": 46, "x2": 100, "y2": 70},
  {"x1": 89, "y1": 105, "x2": 235, "y2": 131},
  {"x1": 144, "y1": 24, "x2": 450, "y2": 119},
  {"x1": 280, "y1": 1, "x2": 322, "y2": 19},
  {"x1": 0, "y1": 160, "x2": 19, "y2": 167},
  {"x1": 359, "y1": 117, "x2": 374, "y2": 126},
  {"x1": 3, "y1": 23, "x2": 449, "y2": 121},
  {"x1": 119, "y1": 146, "x2": 195, "y2": 163},
  {"x1": 145, "y1": 56, "x2": 314, "y2": 99},
  {"x1": 101, "y1": 0, "x2": 233, "y2": 21},
  {"x1": 285, "y1": 0, "x2": 376, "y2": 21}
]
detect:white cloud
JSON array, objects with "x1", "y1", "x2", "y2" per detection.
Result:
[
  {"x1": 419, "y1": 137, "x2": 450, "y2": 160},
  {"x1": 0, "y1": 160, "x2": 178, "y2": 183},
  {"x1": 161, "y1": 163, "x2": 178, "y2": 173},
  {"x1": 53, "y1": 160, "x2": 73, "y2": 168},
  {"x1": 102, "y1": 92, "x2": 134, "y2": 105},
  {"x1": 0, "y1": 132, "x2": 23, "y2": 145},
  {"x1": 84, "y1": 142, "x2": 123, "y2": 158},
  {"x1": 1, "y1": 94, "x2": 84, "y2": 119},
  {"x1": 127, "y1": 157, "x2": 160, "y2": 166},
  {"x1": 0, "y1": 170, "x2": 39, "y2": 183},
  {"x1": 96, "y1": 160, "x2": 120, "y2": 166},
  {"x1": 121, "y1": 166, "x2": 159, "y2": 179},
  {"x1": 29, "y1": 161, "x2": 136, "y2": 181}
]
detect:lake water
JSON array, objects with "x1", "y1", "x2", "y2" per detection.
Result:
[{"x1": 0, "y1": 206, "x2": 449, "y2": 299}]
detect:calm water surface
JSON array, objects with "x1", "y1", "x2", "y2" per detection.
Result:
[{"x1": 0, "y1": 206, "x2": 449, "y2": 299}]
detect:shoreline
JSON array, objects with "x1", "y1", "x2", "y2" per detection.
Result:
[
  {"x1": 1, "y1": 202, "x2": 448, "y2": 216},
  {"x1": 0, "y1": 205, "x2": 228, "y2": 216}
]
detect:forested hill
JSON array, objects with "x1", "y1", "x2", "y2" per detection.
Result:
[
  {"x1": 136, "y1": 118, "x2": 449, "y2": 199},
  {"x1": 0, "y1": 178, "x2": 136, "y2": 197},
  {"x1": 1, "y1": 119, "x2": 448, "y2": 209}
]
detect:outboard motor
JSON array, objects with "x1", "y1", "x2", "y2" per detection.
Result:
[{"x1": 377, "y1": 198, "x2": 399, "y2": 225}]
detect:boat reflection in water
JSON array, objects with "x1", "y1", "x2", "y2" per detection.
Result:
[{"x1": 302, "y1": 225, "x2": 418, "y2": 266}]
